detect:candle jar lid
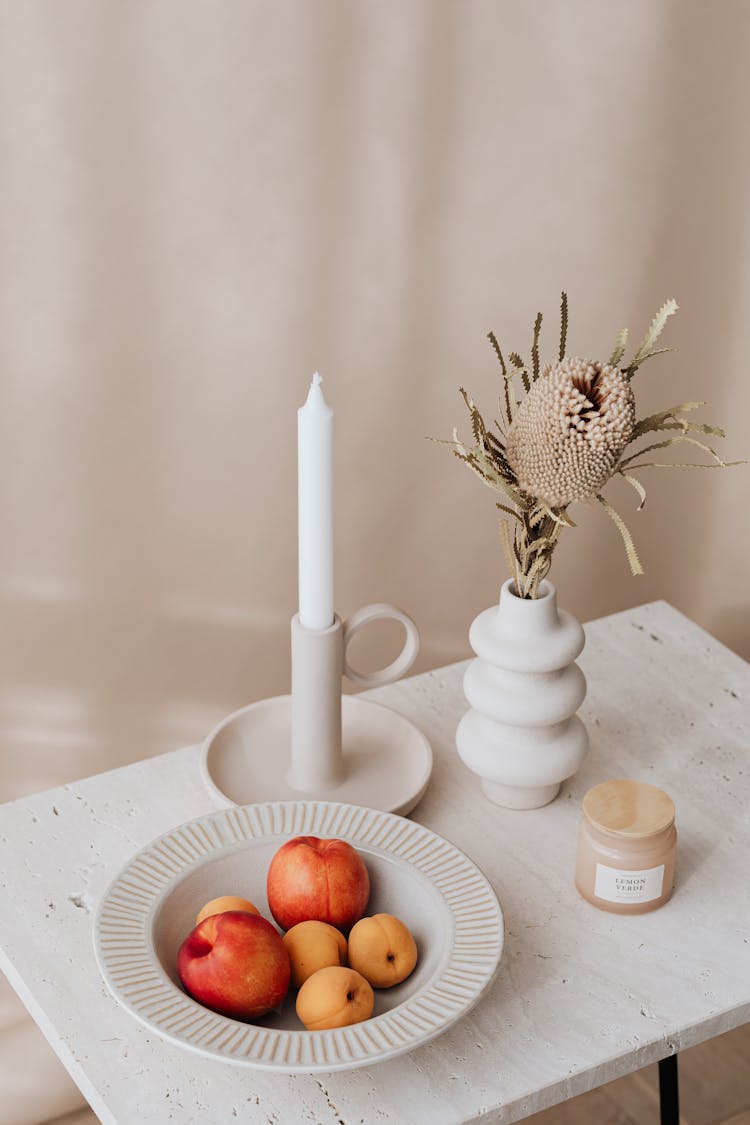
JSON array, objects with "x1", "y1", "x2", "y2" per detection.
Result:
[{"x1": 582, "y1": 779, "x2": 675, "y2": 839}]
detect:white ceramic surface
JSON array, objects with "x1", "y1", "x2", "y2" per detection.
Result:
[
  {"x1": 457, "y1": 579, "x2": 589, "y2": 809},
  {"x1": 94, "y1": 800, "x2": 504, "y2": 1073},
  {"x1": 202, "y1": 694, "x2": 433, "y2": 815}
]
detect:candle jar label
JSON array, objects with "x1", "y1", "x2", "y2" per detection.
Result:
[{"x1": 593, "y1": 863, "x2": 665, "y2": 904}]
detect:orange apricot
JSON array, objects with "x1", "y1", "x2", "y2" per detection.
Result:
[
  {"x1": 347, "y1": 913, "x2": 418, "y2": 988},
  {"x1": 196, "y1": 895, "x2": 260, "y2": 926},
  {"x1": 283, "y1": 920, "x2": 348, "y2": 989},
  {"x1": 296, "y1": 965, "x2": 373, "y2": 1030}
]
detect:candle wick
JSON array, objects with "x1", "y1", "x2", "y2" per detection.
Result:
[{"x1": 303, "y1": 370, "x2": 331, "y2": 412}]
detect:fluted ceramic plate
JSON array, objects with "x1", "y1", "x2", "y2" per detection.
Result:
[{"x1": 94, "y1": 801, "x2": 504, "y2": 1072}]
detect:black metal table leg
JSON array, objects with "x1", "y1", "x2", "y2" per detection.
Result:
[{"x1": 659, "y1": 1053, "x2": 679, "y2": 1125}]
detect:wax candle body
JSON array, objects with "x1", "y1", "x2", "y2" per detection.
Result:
[{"x1": 297, "y1": 374, "x2": 334, "y2": 631}]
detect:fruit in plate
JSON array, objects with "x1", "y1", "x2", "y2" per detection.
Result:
[
  {"x1": 177, "y1": 911, "x2": 290, "y2": 1019},
  {"x1": 266, "y1": 836, "x2": 370, "y2": 932},
  {"x1": 295, "y1": 965, "x2": 374, "y2": 1030},
  {"x1": 283, "y1": 920, "x2": 348, "y2": 989},
  {"x1": 347, "y1": 913, "x2": 418, "y2": 988},
  {"x1": 196, "y1": 895, "x2": 260, "y2": 925}
]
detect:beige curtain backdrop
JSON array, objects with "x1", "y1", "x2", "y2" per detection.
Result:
[{"x1": 0, "y1": 2, "x2": 748, "y2": 1121}]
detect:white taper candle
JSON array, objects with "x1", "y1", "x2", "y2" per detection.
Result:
[{"x1": 297, "y1": 373, "x2": 334, "y2": 630}]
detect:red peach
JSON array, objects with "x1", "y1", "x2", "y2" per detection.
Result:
[
  {"x1": 177, "y1": 911, "x2": 290, "y2": 1019},
  {"x1": 266, "y1": 836, "x2": 370, "y2": 932}
]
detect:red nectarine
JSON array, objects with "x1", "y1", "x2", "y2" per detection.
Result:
[
  {"x1": 177, "y1": 911, "x2": 290, "y2": 1019},
  {"x1": 266, "y1": 836, "x2": 370, "y2": 932}
]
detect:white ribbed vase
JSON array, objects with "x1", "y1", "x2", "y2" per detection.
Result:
[{"x1": 456, "y1": 579, "x2": 588, "y2": 810}]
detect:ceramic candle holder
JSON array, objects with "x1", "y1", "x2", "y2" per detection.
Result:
[{"x1": 201, "y1": 604, "x2": 433, "y2": 817}]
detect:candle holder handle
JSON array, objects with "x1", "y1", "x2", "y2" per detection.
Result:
[{"x1": 342, "y1": 603, "x2": 420, "y2": 687}]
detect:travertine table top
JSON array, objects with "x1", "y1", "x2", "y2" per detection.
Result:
[{"x1": 0, "y1": 601, "x2": 748, "y2": 1124}]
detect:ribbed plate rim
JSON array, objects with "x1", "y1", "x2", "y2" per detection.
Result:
[{"x1": 94, "y1": 800, "x2": 504, "y2": 1072}]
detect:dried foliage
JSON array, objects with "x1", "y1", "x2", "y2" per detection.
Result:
[{"x1": 443, "y1": 296, "x2": 742, "y2": 597}]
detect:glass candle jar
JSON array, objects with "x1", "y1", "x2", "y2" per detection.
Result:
[{"x1": 575, "y1": 779, "x2": 676, "y2": 914}]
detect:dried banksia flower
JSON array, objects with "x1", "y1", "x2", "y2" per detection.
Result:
[
  {"x1": 505, "y1": 357, "x2": 635, "y2": 507},
  {"x1": 445, "y1": 295, "x2": 737, "y2": 597}
]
